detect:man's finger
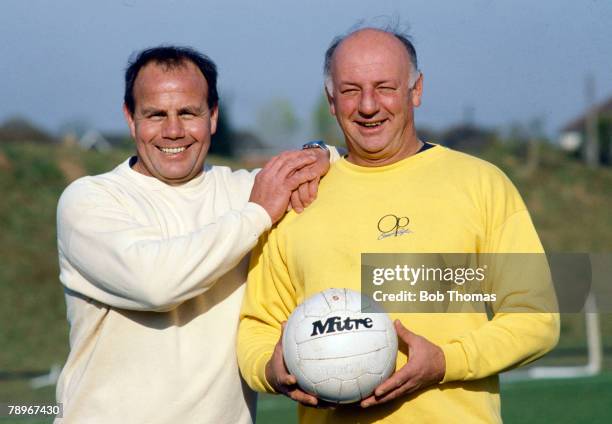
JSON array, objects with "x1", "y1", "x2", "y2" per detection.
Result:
[
  {"x1": 374, "y1": 372, "x2": 407, "y2": 397},
  {"x1": 276, "y1": 322, "x2": 298, "y2": 385},
  {"x1": 274, "y1": 359, "x2": 295, "y2": 385},
  {"x1": 360, "y1": 391, "x2": 378, "y2": 408},
  {"x1": 290, "y1": 189, "x2": 305, "y2": 213},
  {"x1": 308, "y1": 177, "x2": 319, "y2": 200},
  {"x1": 260, "y1": 150, "x2": 314, "y2": 180},
  {"x1": 279, "y1": 372, "x2": 297, "y2": 386},
  {"x1": 373, "y1": 360, "x2": 418, "y2": 397},
  {"x1": 276, "y1": 152, "x2": 317, "y2": 179},
  {"x1": 297, "y1": 182, "x2": 312, "y2": 208},
  {"x1": 286, "y1": 168, "x2": 319, "y2": 190},
  {"x1": 394, "y1": 319, "x2": 413, "y2": 343},
  {"x1": 281, "y1": 150, "x2": 317, "y2": 163},
  {"x1": 394, "y1": 320, "x2": 415, "y2": 355},
  {"x1": 362, "y1": 379, "x2": 419, "y2": 408},
  {"x1": 288, "y1": 388, "x2": 318, "y2": 406},
  {"x1": 259, "y1": 153, "x2": 284, "y2": 174}
]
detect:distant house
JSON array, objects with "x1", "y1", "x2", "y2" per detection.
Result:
[
  {"x1": 78, "y1": 130, "x2": 112, "y2": 152},
  {"x1": 559, "y1": 96, "x2": 612, "y2": 165},
  {"x1": 62, "y1": 129, "x2": 131, "y2": 151}
]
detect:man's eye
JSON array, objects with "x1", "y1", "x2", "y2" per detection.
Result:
[
  {"x1": 341, "y1": 88, "x2": 358, "y2": 95},
  {"x1": 180, "y1": 112, "x2": 195, "y2": 118},
  {"x1": 378, "y1": 86, "x2": 396, "y2": 92},
  {"x1": 148, "y1": 113, "x2": 165, "y2": 120}
]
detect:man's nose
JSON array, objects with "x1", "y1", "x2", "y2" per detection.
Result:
[
  {"x1": 358, "y1": 89, "x2": 379, "y2": 116},
  {"x1": 162, "y1": 115, "x2": 185, "y2": 139}
]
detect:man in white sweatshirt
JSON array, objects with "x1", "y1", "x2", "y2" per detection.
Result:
[{"x1": 55, "y1": 46, "x2": 333, "y2": 423}]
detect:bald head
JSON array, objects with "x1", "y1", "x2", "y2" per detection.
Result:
[
  {"x1": 322, "y1": 27, "x2": 424, "y2": 167},
  {"x1": 324, "y1": 28, "x2": 419, "y2": 93}
]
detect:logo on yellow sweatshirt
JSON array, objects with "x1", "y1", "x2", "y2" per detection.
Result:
[{"x1": 377, "y1": 214, "x2": 412, "y2": 240}]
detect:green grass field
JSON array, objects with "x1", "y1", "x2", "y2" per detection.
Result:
[
  {"x1": 1, "y1": 141, "x2": 611, "y2": 422},
  {"x1": 501, "y1": 373, "x2": 612, "y2": 423},
  {"x1": 0, "y1": 375, "x2": 611, "y2": 423},
  {"x1": 254, "y1": 373, "x2": 612, "y2": 424}
]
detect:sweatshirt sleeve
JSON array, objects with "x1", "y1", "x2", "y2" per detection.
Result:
[
  {"x1": 237, "y1": 229, "x2": 297, "y2": 393},
  {"x1": 57, "y1": 178, "x2": 271, "y2": 312},
  {"x1": 328, "y1": 145, "x2": 342, "y2": 163},
  {"x1": 440, "y1": 201, "x2": 560, "y2": 382}
]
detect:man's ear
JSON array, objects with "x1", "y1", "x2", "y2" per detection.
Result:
[
  {"x1": 123, "y1": 104, "x2": 136, "y2": 139},
  {"x1": 411, "y1": 73, "x2": 424, "y2": 108},
  {"x1": 209, "y1": 105, "x2": 219, "y2": 135},
  {"x1": 325, "y1": 86, "x2": 336, "y2": 116}
]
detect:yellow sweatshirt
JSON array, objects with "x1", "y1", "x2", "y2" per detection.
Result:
[{"x1": 238, "y1": 145, "x2": 559, "y2": 423}]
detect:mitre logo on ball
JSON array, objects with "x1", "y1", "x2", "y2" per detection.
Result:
[
  {"x1": 283, "y1": 288, "x2": 398, "y2": 404},
  {"x1": 310, "y1": 316, "x2": 374, "y2": 336}
]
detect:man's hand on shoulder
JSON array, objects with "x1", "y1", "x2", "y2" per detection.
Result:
[
  {"x1": 361, "y1": 320, "x2": 446, "y2": 408},
  {"x1": 249, "y1": 150, "x2": 329, "y2": 224},
  {"x1": 289, "y1": 147, "x2": 330, "y2": 213}
]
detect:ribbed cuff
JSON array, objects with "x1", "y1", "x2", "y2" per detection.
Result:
[
  {"x1": 243, "y1": 202, "x2": 273, "y2": 237},
  {"x1": 440, "y1": 342, "x2": 469, "y2": 383},
  {"x1": 255, "y1": 350, "x2": 277, "y2": 393}
]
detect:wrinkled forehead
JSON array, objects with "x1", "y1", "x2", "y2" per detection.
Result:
[
  {"x1": 134, "y1": 61, "x2": 208, "y2": 96},
  {"x1": 330, "y1": 31, "x2": 412, "y2": 82}
]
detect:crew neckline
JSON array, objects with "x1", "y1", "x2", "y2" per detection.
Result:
[
  {"x1": 118, "y1": 156, "x2": 209, "y2": 190},
  {"x1": 337, "y1": 143, "x2": 444, "y2": 175}
]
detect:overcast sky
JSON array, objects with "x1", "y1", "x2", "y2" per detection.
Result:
[{"x1": 1, "y1": 0, "x2": 611, "y2": 142}]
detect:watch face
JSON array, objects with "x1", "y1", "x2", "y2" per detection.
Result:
[{"x1": 303, "y1": 141, "x2": 328, "y2": 150}]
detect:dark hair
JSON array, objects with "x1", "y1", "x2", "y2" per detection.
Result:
[
  {"x1": 124, "y1": 45, "x2": 219, "y2": 115},
  {"x1": 323, "y1": 25, "x2": 419, "y2": 89}
]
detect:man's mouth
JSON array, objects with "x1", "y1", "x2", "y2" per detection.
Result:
[
  {"x1": 157, "y1": 144, "x2": 191, "y2": 154},
  {"x1": 356, "y1": 119, "x2": 387, "y2": 128}
]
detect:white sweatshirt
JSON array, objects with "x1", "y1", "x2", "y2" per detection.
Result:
[{"x1": 55, "y1": 157, "x2": 271, "y2": 423}]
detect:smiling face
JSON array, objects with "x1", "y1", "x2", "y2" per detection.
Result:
[
  {"x1": 123, "y1": 61, "x2": 218, "y2": 185},
  {"x1": 327, "y1": 29, "x2": 423, "y2": 167}
]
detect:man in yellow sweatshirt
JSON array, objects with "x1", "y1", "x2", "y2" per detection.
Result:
[{"x1": 238, "y1": 27, "x2": 560, "y2": 423}]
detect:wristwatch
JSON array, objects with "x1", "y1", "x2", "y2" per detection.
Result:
[{"x1": 301, "y1": 140, "x2": 329, "y2": 151}]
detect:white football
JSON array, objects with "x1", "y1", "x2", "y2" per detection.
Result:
[{"x1": 282, "y1": 288, "x2": 398, "y2": 404}]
